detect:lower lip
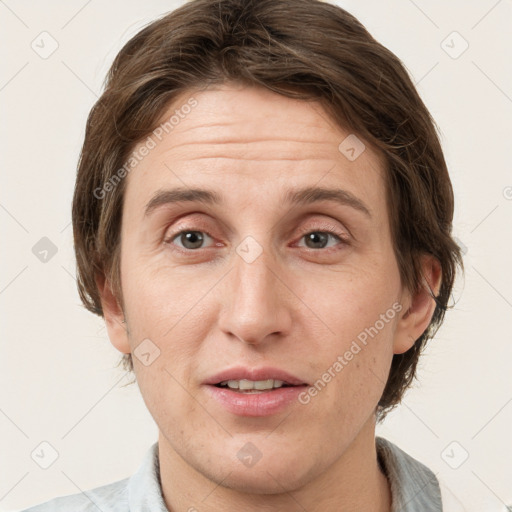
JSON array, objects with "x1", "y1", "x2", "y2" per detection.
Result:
[{"x1": 204, "y1": 384, "x2": 308, "y2": 417}]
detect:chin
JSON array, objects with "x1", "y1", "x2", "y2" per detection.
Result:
[{"x1": 218, "y1": 463, "x2": 313, "y2": 495}]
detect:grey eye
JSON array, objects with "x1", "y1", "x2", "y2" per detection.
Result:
[{"x1": 173, "y1": 231, "x2": 211, "y2": 250}]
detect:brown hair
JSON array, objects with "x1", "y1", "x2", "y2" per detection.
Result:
[{"x1": 72, "y1": 0, "x2": 464, "y2": 418}]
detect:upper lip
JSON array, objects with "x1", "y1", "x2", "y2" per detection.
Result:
[{"x1": 203, "y1": 366, "x2": 308, "y2": 386}]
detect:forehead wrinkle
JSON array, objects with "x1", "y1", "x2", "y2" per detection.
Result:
[
  {"x1": 149, "y1": 138, "x2": 340, "y2": 164},
  {"x1": 172, "y1": 156, "x2": 334, "y2": 162},
  {"x1": 155, "y1": 110, "x2": 336, "y2": 139}
]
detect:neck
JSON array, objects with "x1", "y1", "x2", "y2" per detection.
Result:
[{"x1": 158, "y1": 415, "x2": 391, "y2": 512}]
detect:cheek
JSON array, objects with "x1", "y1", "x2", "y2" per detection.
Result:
[
  {"x1": 121, "y1": 247, "x2": 206, "y2": 337},
  {"x1": 296, "y1": 256, "x2": 401, "y2": 344},
  {"x1": 299, "y1": 322, "x2": 395, "y2": 438},
  {"x1": 295, "y1": 266, "x2": 400, "y2": 411},
  {"x1": 120, "y1": 251, "x2": 220, "y2": 391}
]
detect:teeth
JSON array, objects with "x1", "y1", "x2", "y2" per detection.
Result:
[
  {"x1": 239, "y1": 379, "x2": 256, "y2": 390},
  {"x1": 255, "y1": 379, "x2": 281, "y2": 390},
  {"x1": 221, "y1": 379, "x2": 285, "y2": 391}
]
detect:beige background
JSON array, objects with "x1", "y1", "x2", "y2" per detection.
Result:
[{"x1": 1, "y1": 0, "x2": 511, "y2": 510}]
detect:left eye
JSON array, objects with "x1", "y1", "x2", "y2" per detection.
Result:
[{"x1": 297, "y1": 230, "x2": 345, "y2": 250}]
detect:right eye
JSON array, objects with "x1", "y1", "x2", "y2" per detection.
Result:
[{"x1": 164, "y1": 229, "x2": 216, "y2": 251}]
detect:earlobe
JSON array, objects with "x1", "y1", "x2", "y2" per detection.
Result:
[
  {"x1": 96, "y1": 274, "x2": 131, "y2": 354},
  {"x1": 393, "y1": 255, "x2": 442, "y2": 354}
]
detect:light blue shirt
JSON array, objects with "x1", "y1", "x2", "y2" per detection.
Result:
[{"x1": 20, "y1": 437, "x2": 443, "y2": 511}]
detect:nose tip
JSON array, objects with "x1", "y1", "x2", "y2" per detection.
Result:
[{"x1": 218, "y1": 255, "x2": 292, "y2": 346}]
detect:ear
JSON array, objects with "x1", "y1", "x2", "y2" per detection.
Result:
[
  {"x1": 393, "y1": 254, "x2": 442, "y2": 354},
  {"x1": 96, "y1": 273, "x2": 131, "y2": 354}
]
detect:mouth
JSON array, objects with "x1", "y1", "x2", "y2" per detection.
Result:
[
  {"x1": 213, "y1": 379, "x2": 305, "y2": 393},
  {"x1": 204, "y1": 366, "x2": 309, "y2": 393},
  {"x1": 203, "y1": 367, "x2": 309, "y2": 416}
]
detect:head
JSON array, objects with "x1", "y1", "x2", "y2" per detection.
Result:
[{"x1": 72, "y1": 0, "x2": 463, "y2": 493}]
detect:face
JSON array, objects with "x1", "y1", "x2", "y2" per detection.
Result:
[{"x1": 101, "y1": 82, "x2": 437, "y2": 494}]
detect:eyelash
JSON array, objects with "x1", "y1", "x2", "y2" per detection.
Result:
[{"x1": 164, "y1": 225, "x2": 350, "y2": 253}]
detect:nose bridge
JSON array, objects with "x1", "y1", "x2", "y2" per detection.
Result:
[
  {"x1": 235, "y1": 246, "x2": 276, "y2": 308},
  {"x1": 218, "y1": 239, "x2": 291, "y2": 345}
]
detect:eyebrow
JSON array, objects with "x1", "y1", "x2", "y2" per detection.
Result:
[{"x1": 144, "y1": 186, "x2": 371, "y2": 218}]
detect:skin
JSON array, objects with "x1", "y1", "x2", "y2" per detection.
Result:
[{"x1": 99, "y1": 82, "x2": 442, "y2": 512}]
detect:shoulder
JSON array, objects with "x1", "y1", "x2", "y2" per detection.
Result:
[
  {"x1": 20, "y1": 442, "x2": 164, "y2": 512},
  {"x1": 19, "y1": 477, "x2": 129, "y2": 512}
]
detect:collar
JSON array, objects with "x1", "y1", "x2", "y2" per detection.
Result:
[{"x1": 376, "y1": 436, "x2": 443, "y2": 511}]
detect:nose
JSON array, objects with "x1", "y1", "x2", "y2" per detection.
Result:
[{"x1": 217, "y1": 247, "x2": 293, "y2": 346}]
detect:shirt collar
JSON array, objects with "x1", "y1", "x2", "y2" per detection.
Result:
[
  {"x1": 127, "y1": 441, "x2": 169, "y2": 511},
  {"x1": 376, "y1": 436, "x2": 443, "y2": 511}
]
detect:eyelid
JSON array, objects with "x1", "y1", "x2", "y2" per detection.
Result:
[{"x1": 295, "y1": 221, "x2": 350, "y2": 241}]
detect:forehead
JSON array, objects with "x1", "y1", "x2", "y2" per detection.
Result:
[
  {"x1": 123, "y1": 83, "x2": 387, "y2": 218},
  {"x1": 149, "y1": 83, "x2": 377, "y2": 158}
]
